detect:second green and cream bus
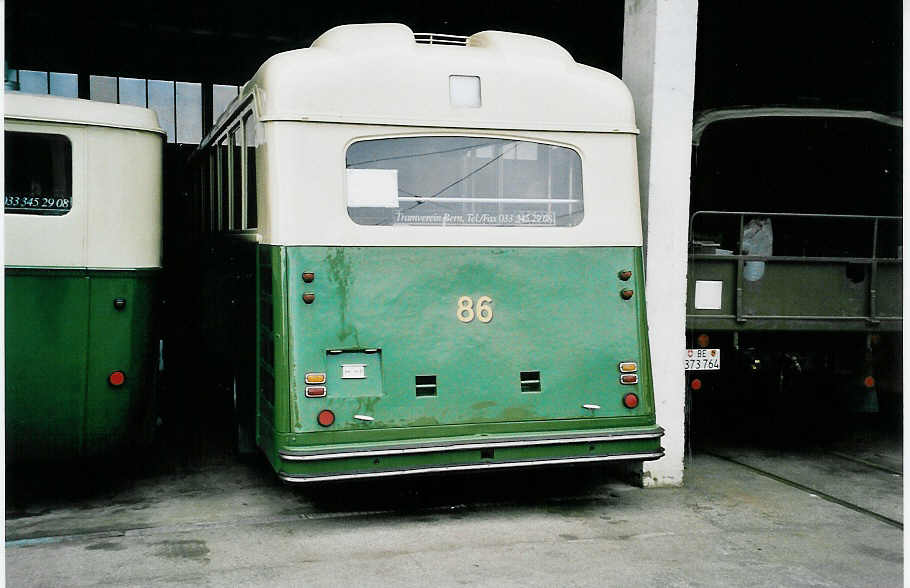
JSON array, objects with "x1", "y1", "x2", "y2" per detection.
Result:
[
  {"x1": 5, "y1": 93, "x2": 164, "y2": 463},
  {"x1": 189, "y1": 23, "x2": 663, "y2": 482}
]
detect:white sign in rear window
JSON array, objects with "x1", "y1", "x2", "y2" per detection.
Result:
[{"x1": 346, "y1": 168, "x2": 399, "y2": 208}]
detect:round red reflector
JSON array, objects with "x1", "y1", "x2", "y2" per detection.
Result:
[
  {"x1": 696, "y1": 334, "x2": 710, "y2": 348},
  {"x1": 317, "y1": 410, "x2": 335, "y2": 427},
  {"x1": 108, "y1": 370, "x2": 126, "y2": 387},
  {"x1": 620, "y1": 289, "x2": 634, "y2": 300},
  {"x1": 863, "y1": 376, "x2": 876, "y2": 389},
  {"x1": 622, "y1": 393, "x2": 639, "y2": 409},
  {"x1": 690, "y1": 378, "x2": 702, "y2": 391}
]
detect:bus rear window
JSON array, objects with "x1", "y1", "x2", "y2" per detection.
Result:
[
  {"x1": 4, "y1": 131, "x2": 73, "y2": 215},
  {"x1": 346, "y1": 137, "x2": 583, "y2": 227}
]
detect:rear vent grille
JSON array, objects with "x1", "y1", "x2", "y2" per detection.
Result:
[
  {"x1": 414, "y1": 33, "x2": 470, "y2": 46},
  {"x1": 520, "y1": 371, "x2": 541, "y2": 393},
  {"x1": 416, "y1": 375, "x2": 437, "y2": 397}
]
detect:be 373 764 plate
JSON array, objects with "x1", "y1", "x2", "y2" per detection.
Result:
[{"x1": 685, "y1": 348, "x2": 720, "y2": 371}]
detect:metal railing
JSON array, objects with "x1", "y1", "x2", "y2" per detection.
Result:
[{"x1": 687, "y1": 211, "x2": 902, "y2": 327}]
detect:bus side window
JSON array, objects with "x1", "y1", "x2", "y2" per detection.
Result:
[
  {"x1": 243, "y1": 111, "x2": 258, "y2": 229},
  {"x1": 208, "y1": 150, "x2": 217, "y2": 232},
  {"x1": 199, "y1": 165, "x2": 208, "y2": 233},
  {"x1": 218, "y1": 136, "x2": 229, "y2": 231},
  {"x1": 230, "y1": 125, "x2": 243, "y2": 230}
]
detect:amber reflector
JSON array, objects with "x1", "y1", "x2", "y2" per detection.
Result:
[
  {"x1": 864, "y1": 376, "x2": 876, "y2": 389},
  {"x1": 305, "y1": 372, "x2": 326, "y2": 384},
  {"x1": 620, "y1": 374, "x2": 639, "y2": 385},
  {"x1": 619, "y1": 362, "x2": 638, "y2": 373},
  {"x1": 690, "y1": 378, "x2": 702, "y2": 391},
  {"x1": 622, "y1": 393, "x2": 639, "y2": 409},
  {"x1": 305, "y1": 386, "x2": 327, "y2": 398},
  {"x1": 317, "y1": 410, "x2": 335, "y2": 427},
  {"x1": 108, "y1": 370, "x2": 126, "y2": 386}
]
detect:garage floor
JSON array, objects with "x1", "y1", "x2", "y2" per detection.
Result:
[{"x1": 6, "y1": 433, "x2": 902, "y2": 587}]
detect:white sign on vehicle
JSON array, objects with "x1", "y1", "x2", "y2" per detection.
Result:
[
  {"x1": 685, "y1": 348, "x2": 721, "y2": 371},
  {"x1": 341, "y1": 364, "x2": 366, "y2": 379}
]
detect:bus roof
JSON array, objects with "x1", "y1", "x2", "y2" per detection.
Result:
[
  {"x1": 692, "y1": 106, "x2": 902, "y2": 146},
  {"x1": 214, "y1": 23, "x2": 637, "y2": 140},
  {"x1": 4, "y1": 92, "x2": 165, "y2": 135}
]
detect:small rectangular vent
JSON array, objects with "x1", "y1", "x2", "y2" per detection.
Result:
[
  {"x1": 414, "y1": 33, "x2": 469, "y2": 46},
  {"x1": 416, "y1": 375, "x2": 437, "y2": 397},
  {"x1": 520, "y1": 371, "x2": 541, "y2": 393}
]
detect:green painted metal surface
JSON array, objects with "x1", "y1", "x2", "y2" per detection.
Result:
[
  {"x1": 687, "y1": 257, "x2": 902, "y2": 332},
  {"x1": 5, "y1": 268, "x2": 159, "y2": 462},
  {"x1": 254, "y1": 245, "x2": 660, "y2": 476}
]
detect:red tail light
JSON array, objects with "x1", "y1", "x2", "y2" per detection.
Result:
[
  {"x1": 108, "y1": 370, "x2": 126, "y2": 387},
  {"x1": 306, "y1": 386, "x2": 327, "y2": 398},
  {"x1": 317, "y1": 410, "x2": 335, "y2": 427},
  {"x1": 620, "y1": 374, "x2": 638, "y2": 384},
  {"x1": 863, "y1": 376, "x2": 876, "y2": 388}
]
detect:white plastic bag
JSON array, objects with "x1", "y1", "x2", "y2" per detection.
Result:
[{"x1": 742, "y1": 218, "x2": 773, "y2": 281}]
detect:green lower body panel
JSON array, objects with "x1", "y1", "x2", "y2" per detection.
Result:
[
  {"x1": 276, "y1": 425, "x2": 664, "y2": 482},
  {"x1": 255, "y1": 245, "x2": 661, "y2": 481},
  {"x1": 5, "y1": 267, "x2": 159, "y2": 463}
]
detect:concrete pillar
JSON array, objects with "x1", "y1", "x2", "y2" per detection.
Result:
[{"x1": 622, "y1": 0, "x2": 698, "y2": 487}]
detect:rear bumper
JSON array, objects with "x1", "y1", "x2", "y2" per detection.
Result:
[{"x1": 277, "y1": 427, "x2": 664, "y2": 483}]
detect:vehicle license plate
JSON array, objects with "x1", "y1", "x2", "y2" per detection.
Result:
[
  {"x1": 341, "y1": 364, "x2": 366, "y2": 379},
  {"x1": 685, "y1": 348, "x2": 720, "y2": 370}
]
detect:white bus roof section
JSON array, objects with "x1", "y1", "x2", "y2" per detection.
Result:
[
  {"x1": 692, "y1": 107, "x2": 903, "y2": 146},
  {"x1": 4, "y1": 92, "x2": 165, "y2": 135},
  {"x1": 239, "y1": 23, "x2": 638, "y2": 135}
]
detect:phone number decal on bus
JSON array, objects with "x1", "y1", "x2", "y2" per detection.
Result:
[
  {"x1": 685, "y1": 348, "x2": 720, "y2": 370},
  {"x1": 5, "y1": 195, "x2": 72, "y2": 211},
  {"x1": 395, "y1": 211, "x2": 556, "y2": 226}
]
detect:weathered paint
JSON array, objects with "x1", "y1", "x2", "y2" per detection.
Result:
[
  {"x1": 255, "y1": 245, "x2": 661, "y2": 478},
  {"x1": 5, "y1": 268, "x2": 159, "y2": 462}
]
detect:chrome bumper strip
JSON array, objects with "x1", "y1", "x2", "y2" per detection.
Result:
[
  {"x1": 279, "y1": 429, "x2": 664, "y2": 462},
  {"x1": 279, "y1": 451, "x2": 665, "y2": 483}
]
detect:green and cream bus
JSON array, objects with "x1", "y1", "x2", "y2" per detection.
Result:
[
  {"x1": 5, "y1": 92, "x2": 164, "y2": 463},
  {"x1": 190, "y1": 23, "x2": 664, "y2": 482}
]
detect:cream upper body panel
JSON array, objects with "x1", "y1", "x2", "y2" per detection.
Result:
[
  {"x1": 4, "y1": 93, "x2": 164, "y2": 269},
  {"x1": 257, "y1": 122, "x2": 642, "y2": 247},
  {"x1": 204, "y1": 23, "x2": 643, "y2": 247}
]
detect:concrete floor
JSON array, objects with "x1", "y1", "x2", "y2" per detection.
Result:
[{"x1": 5, "y1": 440, "x2": 903, "y2": 587}]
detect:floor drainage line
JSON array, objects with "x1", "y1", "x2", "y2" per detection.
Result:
[
  {"x1": 827, "y1": 451, "x2": 903, "y2": 476},
  {"x1": 707, "y1": 452, "x2": 903, "y2": 531}
]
